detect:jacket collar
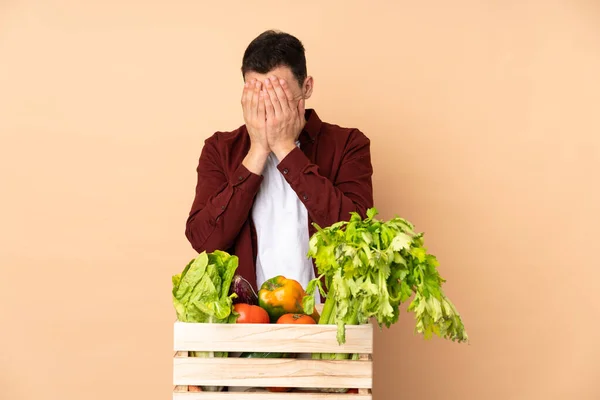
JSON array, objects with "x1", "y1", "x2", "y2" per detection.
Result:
[{"x1": 302, "y1": 109, "x2": 322, "y2": 141}]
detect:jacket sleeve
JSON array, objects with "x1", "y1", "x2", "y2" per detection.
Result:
[
  {"x1": 277, "y1": 129, "x2": 374, "y2": 227},
  {"x1": 185, "y1": 134, "x2": 262, "y2": 253}
]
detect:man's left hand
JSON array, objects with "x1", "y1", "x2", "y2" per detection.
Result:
[{"x1": 262, "y1": 76, "x2": 306, "y2": 161}]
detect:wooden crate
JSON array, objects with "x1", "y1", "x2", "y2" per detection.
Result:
[{"x1": 172, "y1": 307, "x2": 374, "y2": 399}]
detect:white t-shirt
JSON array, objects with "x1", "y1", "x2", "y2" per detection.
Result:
[{"x1": 252, "y1": 142, "x2": 317, "y2": 295}]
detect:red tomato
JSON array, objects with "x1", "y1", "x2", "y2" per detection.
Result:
[
  {"x1": 276, "y1": 313, "x2": 316, "y2": 324},
  {"x1": 233, "y1": 303, "x2": 270, "y2": 324}
]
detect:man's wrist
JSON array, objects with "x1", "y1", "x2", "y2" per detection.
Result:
[
  {"x1": 243, "y1": 147, "x2": 270, "y2": 175},
  {"x1": 272, "y1": 141, "x2": 297, "y2": 161}
]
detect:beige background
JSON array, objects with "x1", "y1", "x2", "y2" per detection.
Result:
[{"x1": 1, "y1": 1, "x2": 599, "y2": 399}]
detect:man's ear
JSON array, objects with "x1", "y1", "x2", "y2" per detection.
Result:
[{"x1": 303, "y1": 76, "x2": 314, "y2": 99}]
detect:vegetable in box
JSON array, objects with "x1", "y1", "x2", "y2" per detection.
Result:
[{"x1": 171, "y1": 250, "x2": 239, "y2": 392}]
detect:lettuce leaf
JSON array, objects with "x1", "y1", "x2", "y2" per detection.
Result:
[
  {"x1": 172, "y1": 251, "x2": 238, "y2": 323},
  {"x1": 171, "y1": 250, "x2": 239, "y2": 392}
]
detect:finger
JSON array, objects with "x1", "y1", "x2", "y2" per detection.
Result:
[
  {"x1": 263, "y1": 89, "x2": 275, "y2": 121},
  {"x1": 251, "y1": 80, "x2": 261, "y2": 118},
  {"x1": 264, "y1": 78, "x2": 283, "y2": 118},
  {"x1": 241, "y1": 81, "x2": 251, "y2": 115},
  {"x1": 297, "y1": 97, "x2": 306, "y2": 120},
  {"x1": 270, "y1": 77, "x2": 291, "y2": 113},
  {"x1": 258, "y1": 90, "x2": 266, "y2": 121},
  {"x1": 279, "y1": 78, "x2": 296, "y2": 106},
  {"x1": 241, "y1": 81, "x2": 249, "y2": 104},
  {"x1": 243, "y1": 79, "x2": 255, "y2": 117}
]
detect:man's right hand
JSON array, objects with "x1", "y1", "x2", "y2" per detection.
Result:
[{"x1": 241, "y1": 79, "x2": 270, "y2": 175}]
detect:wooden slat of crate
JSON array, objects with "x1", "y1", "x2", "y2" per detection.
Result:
[
  {"x1": 173, "y1": 357, "x2": 372, "y2": 389},
  {"x1": 173, "y1": 392, "x2": 372, "y2": 399},
  {"x1": 174, "y1": 322, "x2": 372, "y2": 354}
]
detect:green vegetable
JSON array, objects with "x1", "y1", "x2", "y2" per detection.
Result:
[
  {"x1": 172, "y1": 250, "x2": 239, "y2": 391},
  {"x1": 303, "y1": 208, "x2": 468, "y2": 359},
  {"x1": 239, "y1": 352, "x2": 294, "y2": 358}
]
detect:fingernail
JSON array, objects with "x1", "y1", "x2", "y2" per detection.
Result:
[
  {"x1": 279, "y1": 79, "x2": 286, "y2": 85},
  {"x1": 270, "y1": 76, "x2": 277, "y2": 82},
  {"x1": 264, "y1": 79, "x2": 270, "y2": 85}
]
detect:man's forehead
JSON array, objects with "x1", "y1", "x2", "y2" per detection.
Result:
[{"x1": 244, "y1": 66, "x2": 295, "y2": 81}]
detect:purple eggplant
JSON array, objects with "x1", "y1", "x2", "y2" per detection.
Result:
[{"x1": 229, "y1": 275, "x2": 259, "y2": 305}]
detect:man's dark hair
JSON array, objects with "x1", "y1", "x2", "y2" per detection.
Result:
[{"x1": 241, "y1": 30, "x2": 307, "y2": 86}]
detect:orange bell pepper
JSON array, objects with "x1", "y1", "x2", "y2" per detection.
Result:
[{"x1": 258, "y1": 276, "x2": 319, "y2": 323}]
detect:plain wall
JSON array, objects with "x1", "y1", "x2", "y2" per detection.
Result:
[{"x1": 1, "y1": 1, "x2": 599, "y2": 399}]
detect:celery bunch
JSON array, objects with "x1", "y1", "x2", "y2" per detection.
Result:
[{"x1": 303, "y1": 208, "x2": 468, "y2": 355}]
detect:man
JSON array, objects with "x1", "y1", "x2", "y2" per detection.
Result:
[{"x1": 185, "y1": 30, "x2": 374, "y2": 293}]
